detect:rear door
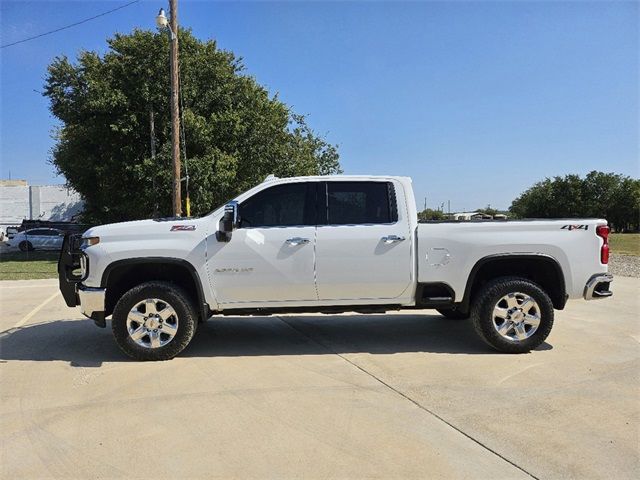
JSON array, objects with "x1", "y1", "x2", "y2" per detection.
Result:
[
  {"x1": 26, "y1": 229, "x2": 47, "y2": 249},
  {"x1": 315, "y1": 181, "x2": 413, "y2": 301},
  {"x1": 51, "y1": 229, "x2": 65, "y2": 249},
  {"x1": 41, "y1": 229, "x2": 62, "y2": 249}
]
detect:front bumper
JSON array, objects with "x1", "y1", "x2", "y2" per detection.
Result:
[
  {"x1": 78, "y1": 285, "x2": 106, "y2": 324},
  {"x1": 58, "y1": 233, "x2": 107, "y2": 327},
  {"x1": 584, "y1": 273, "x2": 614, "y2": 300}
]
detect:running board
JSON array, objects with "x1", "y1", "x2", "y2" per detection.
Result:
[{"x1": 420, "y1": 296, "x2": 454, "y2": 306}]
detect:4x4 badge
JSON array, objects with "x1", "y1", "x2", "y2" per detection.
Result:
[{"x1": 561, "y1": 224, "x2": 588, "y2": 231}]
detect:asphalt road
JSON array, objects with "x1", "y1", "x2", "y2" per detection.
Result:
[{"x1": 1, "y1": 277, "x2": 638, "y2": 479}]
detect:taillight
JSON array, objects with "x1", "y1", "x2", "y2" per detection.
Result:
[{"x1": 596, "y1": 225, "x2": 610, "y2": 264}]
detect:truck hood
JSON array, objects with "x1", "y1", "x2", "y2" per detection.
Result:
[{"x1": 83, "y1": 217, "x2": 210, "y2": 242}]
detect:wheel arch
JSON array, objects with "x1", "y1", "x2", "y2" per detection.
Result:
[
  {"x1": 461, "y1": 254, "x2": 567, "y2": 311},
  {"x1": 101, "y1": 257, "x2": 210, "y2": 321}
]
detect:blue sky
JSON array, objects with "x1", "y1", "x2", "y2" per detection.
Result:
[{"x1": 1, "y1": 0, "x2": 638, "y2": 211}]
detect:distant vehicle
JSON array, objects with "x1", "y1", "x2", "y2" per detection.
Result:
[
  {"x1": 9, "y1": 228, "x2": 65, "y2": 252},
  {"x1": 5, "y1": 226, "x2": 19, "y2": 239},
  {"x1": 19, "y1": 219, "x2": 91, "y2": 235}
]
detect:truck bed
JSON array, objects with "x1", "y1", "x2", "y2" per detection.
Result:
[{"x1": 416, "y1": 219, "x2": 608, "y2": 301}]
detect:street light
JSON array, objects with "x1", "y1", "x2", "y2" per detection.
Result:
[
  {"x1": 155, "y1": 2, "x2": 181, "y2": 217},
  {"x1": 155, "y1": 8, "x2": 168, "y2": 28},
  {"x1": 155, "y1": 8, "x2": 175, "y2": 39}
]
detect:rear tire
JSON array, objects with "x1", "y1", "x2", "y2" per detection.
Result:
[
  {"x1": 436, "y1": 307, "x2": 469, "y2": 320},
  {"x1": 112, "y1": 281, "x2": 197, "y2": 361},
  {"x1": 471, "y1": 277, "x2": 554, "y2": 353},
  {"x1": 19, "y1": 241, "x2": 34, "y2": 252}
]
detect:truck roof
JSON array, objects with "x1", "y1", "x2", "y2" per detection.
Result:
[{"x1": 262, "y1": 174, "x2": 412, "y2": 183}]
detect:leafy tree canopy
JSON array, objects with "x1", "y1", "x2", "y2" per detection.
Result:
[
  {"x1": 475, "y1": 205, "x2": 500, "y2": 217},
  {"x1": 44, "y1": 29, "x2": 341, "y2": 223},
  {"x1": 509, "y1": 171, "x2": 640, "y2": 231},
  {"x1": 418, "y1": 208, "x2": 446, "y2": 221}
]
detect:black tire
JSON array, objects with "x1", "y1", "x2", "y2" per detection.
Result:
[
  {"x1": 112, "y1": 281, "x2": 197, "y2": 361},
  {"x1": 436, "y1": 307, "x2": 469, "y2": 320},
  {"x1": 19, "y1": 241, "x2": 34, "y2": 252},
  {"x1": 471, "y1": 276, "x2": 554, "y2": 353}
]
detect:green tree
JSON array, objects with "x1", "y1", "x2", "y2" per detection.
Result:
[
  {"x1": 418, "y1": 208, "x2": 445, "y2": 221},
  {"x1": 44, "y1": 29, "x2": 341, "y2": 223},
  {"x1": 476, "y1": 205, "x2": 499, "y2": 217},
  {"x1": 608, "y1": 176, "x2": 640, "y2": 231},
  {"x1": 509, "y1": 171, "x2": 640, "y2": 231}
]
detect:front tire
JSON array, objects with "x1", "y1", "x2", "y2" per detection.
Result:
[
  {"x1": 19, "y1": 241, "x2": 34, "y2": 252},
  {"x1": 471, "y1": 277, "x2": 554, "y2": 353},
  {"x1": 112, "y1": 281, "x2": 197, "y2": 361}
]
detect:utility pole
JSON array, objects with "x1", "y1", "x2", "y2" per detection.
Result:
[
  {"x1": 155, "y1": 4, "x2": 182, "y2": 216},
  {"x1": 169, "y1": 0, "x2": 181, "y2": 216},
  {"x1": 150, "y1": 108, "x2": 159, "y2": 217},
  {"x1": 149, "y1": 109, "x2": 156, "y2": 159}
]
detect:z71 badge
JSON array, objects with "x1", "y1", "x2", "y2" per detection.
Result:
[
  {"x1": 561, "y1": 224, "x2": 588, "y2": 231},
  {"x1": 170, "y1": 225, "x2": 196, "y2": 231}
]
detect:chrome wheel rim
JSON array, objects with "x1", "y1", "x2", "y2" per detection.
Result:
[
  {"x1": 492, "y1": 292, "x2": 541, "y2": 342},
  {"x1": 126, "y1": 298, "x2": 179, "y2": 349}
]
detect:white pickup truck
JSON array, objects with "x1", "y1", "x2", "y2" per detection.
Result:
[{"x1": 58, "y1": 175, "x2": 613, "y2": 360}]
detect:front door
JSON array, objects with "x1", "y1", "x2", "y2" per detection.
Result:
[
  {"x1": 315, "y1": 181, "x2": 413, "y2": 301},
  {"x1": 207, "y1": 182, "x2": 318, "y2": 305},
  {"x1": 26, "y1": 230, "x2": 48, "y2": 249}
]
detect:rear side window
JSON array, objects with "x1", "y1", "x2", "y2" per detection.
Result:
[
  {"x1": 326, "y1": 182, "x2": 397, "y2": 225},
  {"x1": 240, "y1": 183, "x2": 315, "y2": 228}
]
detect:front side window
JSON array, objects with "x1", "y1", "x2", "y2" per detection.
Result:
[
  {"x1": 239, "y1": 183, "x2": 315, "y2": 228},
  {"x1": 327, "y1": 182, "x2": 397, "y2": 225}
]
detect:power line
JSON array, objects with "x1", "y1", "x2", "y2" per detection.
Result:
[{"x1": 1, "y1": 0, "x2": 140, "y2": 49}]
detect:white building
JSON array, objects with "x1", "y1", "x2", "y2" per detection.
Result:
[
  {"x1": 452, "y1": 211, "x2": 492, "y2": 221},
  {"x1": 0, "y1": 180, "x2": 84, "y2": 232}
]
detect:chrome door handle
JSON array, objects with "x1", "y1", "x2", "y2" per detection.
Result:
[
  {"x1": 285, "y1": 237, "x2": 310, "y2": 246},
  {"x1": 381, "y1": 235, "x2": 405, "y2": 244}
]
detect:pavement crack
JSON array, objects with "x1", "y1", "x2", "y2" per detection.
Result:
[{"x1": 276, "y1": 315, "x2": 540, "y2": 480}]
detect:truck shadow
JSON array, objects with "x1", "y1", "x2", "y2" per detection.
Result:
[{"x1": 0, "y1": 313, "x2": 552, "y2": 367}]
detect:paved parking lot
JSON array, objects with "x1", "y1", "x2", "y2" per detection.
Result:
[{"x1": 1, "y1": 277, "x2": 638, "y2": 479}]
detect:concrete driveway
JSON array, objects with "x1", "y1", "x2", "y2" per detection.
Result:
[{"x1": 1, "y1": 277, "x2": 638, "y2": 479}]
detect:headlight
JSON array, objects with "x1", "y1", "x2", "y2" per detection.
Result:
[{"x1": 81, "y1": 236, "x2": 100, "y2": 248}]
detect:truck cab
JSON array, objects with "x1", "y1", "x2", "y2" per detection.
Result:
[{"x1": 207, "y1": 176, "x2": 417, "y2": 309}]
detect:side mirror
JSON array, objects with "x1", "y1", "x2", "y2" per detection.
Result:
[{"x1": 216, "y1": 201, "x2": 239, "y2": 242}]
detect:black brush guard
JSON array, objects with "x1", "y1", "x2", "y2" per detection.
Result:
[{"x1": 57, "y1": 233, "x2": 85, "y2": 307}]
